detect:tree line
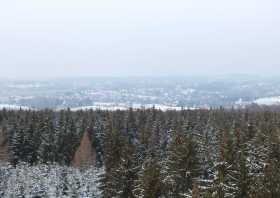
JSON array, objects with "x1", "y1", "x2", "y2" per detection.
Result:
[{"x1": 0, "y1": 107, "x2": 280, "y2": 197}]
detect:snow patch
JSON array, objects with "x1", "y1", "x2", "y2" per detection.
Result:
[
  {"x1": 0, "y1": 104, "x2": 31, "y2": 110},
  {"x1": 70, "y1": 103, "x2": 197, "y2": 111},
  {"x1": 254, "y1": 96, "x2": 280, "y2": 105}
]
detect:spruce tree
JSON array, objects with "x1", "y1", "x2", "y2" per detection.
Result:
[{"x1": 163, "y1": 131, "x2": 199, "y2": 197}]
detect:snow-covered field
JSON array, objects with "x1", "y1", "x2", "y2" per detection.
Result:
[
  {"x1": 70, "y1": 103, "x2": 196, "y2": 111},
  {"x1": 0, "y1": 104, "x2": 31, "y2": 110},
  {"x1": 0, "y1": 103, "x2": 198, "y2": 111},
  {"x1": 254, "y1": 96, "x2": 280, "y2": 105}
]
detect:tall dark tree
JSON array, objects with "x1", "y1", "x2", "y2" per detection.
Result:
[{"x1": 163, "y1": 131, "x2": 199, "y2": 197}]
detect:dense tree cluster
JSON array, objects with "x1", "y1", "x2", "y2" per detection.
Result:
[
  {"x1": 1, "y1": 107, "x2": 280, "y2": 197},
  {"x1": 0, "y1": 163, "x2": 102, "y2": 197}
]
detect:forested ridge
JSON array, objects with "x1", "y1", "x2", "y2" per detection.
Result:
[{"x1": 1, "y1": 107, "x2": 280, "y2": 197}]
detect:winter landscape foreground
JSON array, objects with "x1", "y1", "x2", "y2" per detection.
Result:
[
  {"x1": 0, "y1": 163, "x2": 102, "y2": 197},
  {"x1": 1, "y1": 107, "x2": 280, "y2": 197}
]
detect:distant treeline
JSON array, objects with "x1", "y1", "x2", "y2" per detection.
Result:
[{"x1": 0, "y1": 107, "x2": 280, "y2": 197}]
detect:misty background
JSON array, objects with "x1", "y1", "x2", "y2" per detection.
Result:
[{"x1": 0, "y1": 0, "x2": 279, "y2": 78}]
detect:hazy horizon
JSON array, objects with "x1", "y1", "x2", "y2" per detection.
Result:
[
  {"x1": 0, "y1": 73, "x2": 279, "y2": 81},
  {"x1": 0, "y1": 0, "x2": 279, "y2": 78}
]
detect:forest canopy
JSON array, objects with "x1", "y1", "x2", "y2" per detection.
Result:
[{"x1": 0, "y1": 107, "x2": 280, "y2": 197}]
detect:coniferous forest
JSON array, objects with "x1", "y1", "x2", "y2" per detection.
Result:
[{"x1": 1, "y1": 107, "x2": 280, "y2": 197}]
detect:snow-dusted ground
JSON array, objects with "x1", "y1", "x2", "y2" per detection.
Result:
[
  {"x1": 70, "y1": 103, "x2": 198, "y2": 111},
  {"x1": 0, "y1": 103, "x2": 199, "y2": 111},
  {"x1": 0, "y1": 104, "x2": 31, "y2": 110},
  {"x1": 254, "y1": 96, "x2": 280, "y2": 105},
  {"x1": 0, "y1": 163, "x2": 103, "y2": 197},
  {"x1": 71, "y1": 105, "x2": 128, "y2": 111}
]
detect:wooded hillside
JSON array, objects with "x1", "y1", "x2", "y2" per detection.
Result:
[{"x1": 0, "y1": 107, "x2": 280, "y2": 197}]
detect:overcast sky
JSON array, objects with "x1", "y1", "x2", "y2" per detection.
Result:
[{"x1": 0, "y1": 0, "x2": 279, "y2": 78}]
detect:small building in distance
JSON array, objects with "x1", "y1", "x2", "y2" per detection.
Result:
[{"x1": 72, "y1": 130, "x2": 96, "y2": 168}]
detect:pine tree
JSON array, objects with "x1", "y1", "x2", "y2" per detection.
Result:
[
  {"x1": 163, "y1": 131, "x2": 199, "y2": 197},
  {"x1": 133, "y1": 119, "x2": 163, "y2": 198},
  {"x1": 207, "y1": 131, "x2": 238, "y2": 198},
  {"x1": 134, "y1": 157, "x2": 162, "y2": 198},
  {"x1": 110, "y1": 140, "x2": 138, "y2": 198},
  {"x1": 37, "y1": 114, "x2": 56, "y2": 163},
  {"x1": 99, "y1": 117, "x2": 124, "y2": 197},
  {"x1": 64, "y1": 114, "x2": 79, "y2": 165},
  {"x1": 251, "y1": 127, "x2": 280, "y2": 197},
  {"x1": 9, "y1": 120, "x2": 25, "y2": 164},
  {"x1": 22, "y1": 121, "x2": 37, "y2": 164},
  {"x1": 0, "y1": 126, "x2": 9, "y2": 162}
]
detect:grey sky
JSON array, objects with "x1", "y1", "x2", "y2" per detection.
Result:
[{"x1": 0, "y1": 0, "x2": 279, "y2": 78}]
